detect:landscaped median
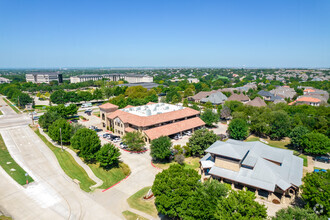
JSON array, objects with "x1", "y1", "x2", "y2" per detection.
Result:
[
  {"x1": 152, "y1": 157, "x2": 200, "y2": 170},
  {"x1": 2, "y1": 98, "x2": 21, "y2": 114},
  {"x1": 0, "y1": 134, "x2": 33, "y2": 185},
  {"x1": 31, "y1": 125, "x2": 131, "y2": 192},
  {"x1": 122, "y1": 211, "x2": 148, "y2": 220},
  {"x1": 31, "y1": 126, "x2": 96, "y2": 192}
]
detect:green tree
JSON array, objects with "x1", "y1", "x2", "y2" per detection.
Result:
[
  {"x1": 39, "y1": 111, "x2": 61, "y2": 130},
  {"x1": 50, "y1": 90, "x2": 66, "y2": 104},
  {"x1": 184, "y1": 88, "x2": 194, "y2": 97},
  {"x1": 183, "y1": 98, "x2": 189, "y2": 107},
  {"x1": 272, "y1": 207, "x2": 323, "y2": 220},
  {"x1": 301, "y1": 170, "x2": 329, "y2": 216},
  {"x1": 122, "y1": 131, "x2": 145, "y2": 151},
  {"x1": 48, "y1": 119, "x2": 72, "y2": 144},
  {"x1": 215, "y1": 190, "x2": 267, "y2": 220},
  {"x1": 96, "y1": 143, "x2": 121, "y2": 169},
  {"x1": 228, "y1": 118, "x2": 249, "y2": 140},
  {"x1": 191, "y1": 103, "x2": 200, "y2": 111},
  {"x1": 150, "y1": 136, "x2": 172, "y2": 161},
  {"x1": 201, "y1": 108, "x2": 218, "y2": 127},
  {"x1": 65, "y1": 104, "x2": 78, "y2": 116},
  {"x1": 93, "y1": 88, "x2": 103, "y2": 100},
  {"x1": 17, "y1": 93, "x2": 33, "y2": 108},
  {"x1": 301, "y1": 132, "x2": 330, "y2": 155},
  {"x1": 71, "y1": 128, "x2": 101, "y2": 162},
  {"x1": 152, "y1": 164, "x2": 200, "y2": 218},
  {"x1": 183, "y1": 181, "x2": 229, "y2": 220},
  {"x1": 269, "y1": 110, "x2": 291, "y2": 140},
  {"x1": 289, "y1": 126, "x2": 309, "y2": 150},
  {"x1": 204, "y1": 101, "x2": 213, "y2": 109},
  {"x1": 188, "y1": 129, "x2": 218, "y2": 156},
  {"x1": 224, "y1": 100, "x2": 243, "y2": 112}
]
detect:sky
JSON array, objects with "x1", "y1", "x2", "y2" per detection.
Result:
[{"x1": 0, "y1": 0, "x2": 329, "y2": 68}]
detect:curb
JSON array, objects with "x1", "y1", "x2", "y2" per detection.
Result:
[
  {"x1": 101, "y1": 174, "x2": 130, "y2": 192},
  {"x1": 151, "y1": 161, "x2": 162, "y2": 170}
]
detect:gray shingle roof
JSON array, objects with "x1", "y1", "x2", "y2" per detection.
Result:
[
  {"x1": 200, "y1": 92, "x2": 227, "y2": 105},
  {"x1": 202, "y1": 139, "x2": 303, "y2": 192}
]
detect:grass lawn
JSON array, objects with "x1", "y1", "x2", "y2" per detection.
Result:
[
  {"x1": 127, "y1": 187, "x2": 158, "y2": 217},
  {"x1": 122, "y1": 211, "x2": 149, "y2": 220},
  {"x1": 2, "y1": 98, "x2": 20, "y2": 114},
  {"x1": 153, "y1": 157, "x2": 200, "y2": 170},
  {"x1": 0, "y1": 134, "x2": 34, "y2": 185},
  {"x1": 0, "y1": 110, "x2": 2, "y2": 115},
  {"x1": 0, "y1": 215, "x2": 12, "y2": 220},
  {"x1": 89, "y1": 162, "x2": 130, "y2": 189},
  {"x1": 32, "y1": 126, "x2": 96, "y2": 192},
  {"x1": 245, "y1": 135, "x2": 308, "y2": 167}
]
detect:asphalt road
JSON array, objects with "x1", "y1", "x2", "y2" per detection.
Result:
[{"x1": 0, "y1": 97, "x2": 121, "y2": 219}]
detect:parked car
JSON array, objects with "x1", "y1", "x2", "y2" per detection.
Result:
[
  {"x1": 314, "y1": 156, "x2": 330, "y2": 164},
  {"x1": 33, "y1": 116, "x2": 39, "y2": 120},
  {"x1": 94, "y1": 128, "x2": 102, "y2": 132},
  {"x1": 120, "y1": 142, "x2": 127, "y2": 149},
  {"x1": 184, "y1": 131, "x2": 192, "y2": 136},
  {"x1": 113, "y1": 138, "x2": 121, "y2": 143},
  {"x1": 81, "y1": 103, "x2": 92, "y2": 108}
]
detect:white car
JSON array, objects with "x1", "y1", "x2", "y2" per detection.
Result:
[{"x1": 113, "y1": 138, "x2": 121, "y2": 143}]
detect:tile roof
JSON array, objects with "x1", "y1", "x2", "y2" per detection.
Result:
[
  {"x1": 99, "y1": 103, "x2": 119, "y2": 110},
  {"x1": 227, "y1": 93, "x2": 250, "y2": 102},
  {"x1": 124, "y1": 105, "x2": 134, "y2": 109},
  {"x1": 245, "y1": 97, "x2": 267, "y2": 107},
  {"x1": 296, "y1": 97, "x2": 321, "y2": 103},
  {"x1": 124, "y1": 127, "x2": 136, "y2": 133},
  {"x1": 108, "y1": 106, "x2": 201, "y2": 127},
  {"x1": 144, "y1": 117, "x2": 205, "y2": 140}
]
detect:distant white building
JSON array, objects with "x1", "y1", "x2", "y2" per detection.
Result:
[
  {"x1": 0, "y1": 77, "x2": 11, "y2": 84},
  {"x1": 187, "y1": 78, "x2": 199, "y2": 83},
  {"x1": 70, "y1": 74, "x2": 153, "y2": 84},
  {"x1": 26, "y1": 72, "x2": 63, "y2": 84}
]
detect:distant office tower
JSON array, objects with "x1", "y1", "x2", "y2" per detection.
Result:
[{"x1": 26, "y1": 72, "x2": 63, "y2": 84}]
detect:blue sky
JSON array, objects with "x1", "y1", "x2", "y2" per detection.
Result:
[{"x1": 0, "y1": 0, "x2": 329, "y2": 68}]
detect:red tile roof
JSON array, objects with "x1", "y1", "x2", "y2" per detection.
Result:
[
  {"x1": 296, "y1": 97, "x2": 321, "y2": 103},
  {"x1": 107, "y1": 107, "x2": 201, "y2": 127},
  {"x1": 144, "y1": 117, "x2": 205, "y2": 140},
  {"x1": 124, "y1": 127, "x2": 136, "y2": 133},
  {"x1": 99, "y1": 103, "x2": 118, "y2": 110},
  {"x1": 124, "y1": 105, "x2": 134, "y2": 109},
  {"x1": 304, "y1": 89, "x2": 315, "y2": 93}
]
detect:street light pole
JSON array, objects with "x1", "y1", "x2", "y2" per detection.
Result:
[{"x1": 60, "y1": 128, "x2": 63, "y2": 151}]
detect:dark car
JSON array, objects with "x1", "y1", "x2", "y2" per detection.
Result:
[{"x1": 314, "y1": 156, "x2": 330, "y2": 164}]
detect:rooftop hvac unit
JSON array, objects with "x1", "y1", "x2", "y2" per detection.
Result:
[{"x1": 146, "y1": 109, "x2": 152, "y2": 116}]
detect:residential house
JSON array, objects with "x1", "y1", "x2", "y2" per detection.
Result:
[
  {"x1": 245, "y1": 97, "x2": 267, "y2": 107},
  {"x1": 289, "y1": 97, "x2": 322, "y2": 106},
  {"x1": 270, "y1": 86, "x2": 296, "y2": 99},
  {"x1": 200, "y1": 92, "x2": 227, "y2": 105},
  {"x1": 226, "y1": 93, "x2": 250, "y2": 103},
  {"x1": 200, "y1": 139, "x2": 303, "y2": 204},
  {"x1": 188, "y1": 91, "x2": 217, "y2": 103}
]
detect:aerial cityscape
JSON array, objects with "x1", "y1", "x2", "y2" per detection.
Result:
[{"x1": 0, "y1": 1, "x2": 329, "y2": 220}]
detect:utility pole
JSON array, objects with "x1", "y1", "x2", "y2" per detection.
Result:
[{"x1": 60, "y1": 128, "x2": 63, "y2": 151}]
